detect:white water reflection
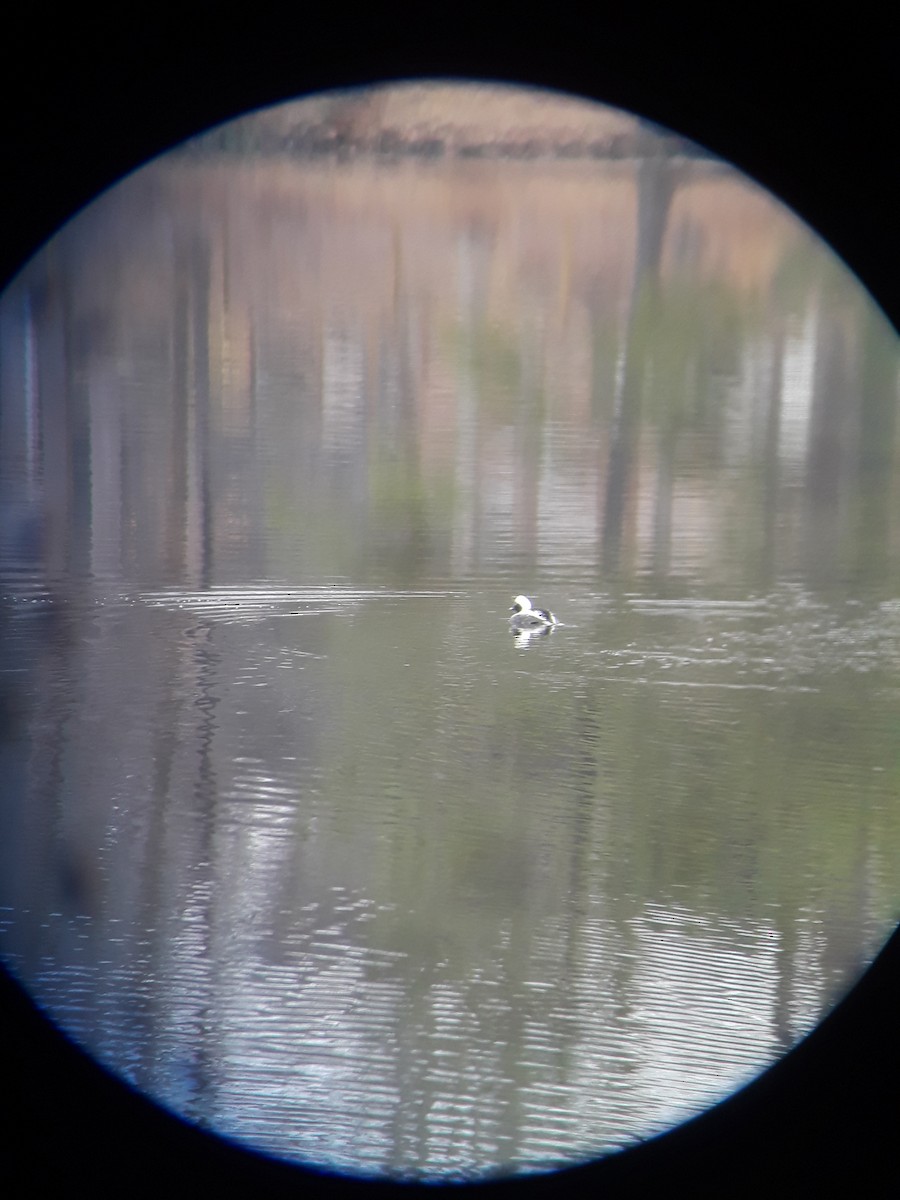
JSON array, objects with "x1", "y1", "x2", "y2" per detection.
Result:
[{"x1": 137, "y1": 584, "x2": 461, "y2": 624}]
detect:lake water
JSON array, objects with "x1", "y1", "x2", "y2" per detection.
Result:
[{"x1": 1, "y1": 143, "x2": 898, "y2": 1180}]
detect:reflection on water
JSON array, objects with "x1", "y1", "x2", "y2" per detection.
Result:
[{"x1": 0, "y1": 85, "x2": 899, "y2": 1180}]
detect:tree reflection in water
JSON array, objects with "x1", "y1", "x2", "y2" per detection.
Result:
[{"x1": 0, "y1": 83, "x2": 898, "y2": 1181}]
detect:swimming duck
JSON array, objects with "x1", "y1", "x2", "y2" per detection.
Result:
[{"x1": 509, "y1": 594, "x2": 560, "y2": 629}]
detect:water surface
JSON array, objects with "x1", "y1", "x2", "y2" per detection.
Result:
[{"x1": 1, "y1": 91, "x2": 898, "y2": 1180}]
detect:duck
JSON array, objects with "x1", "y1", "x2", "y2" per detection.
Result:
[{"x1": 508, "y1": 594, "x2": 560, "y2": 630}]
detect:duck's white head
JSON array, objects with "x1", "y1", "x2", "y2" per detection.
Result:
[{"x1": 510, "y1": 595, "x2": 533, "y2": 614}]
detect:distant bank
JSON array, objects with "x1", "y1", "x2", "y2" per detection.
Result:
[{"x1": 182, "y1": 81, "x2": 719, "y2": 163}]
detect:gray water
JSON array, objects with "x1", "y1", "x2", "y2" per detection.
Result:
[{"x1": 1, "y1": 97, "x2": 899, "y2": 1180}]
